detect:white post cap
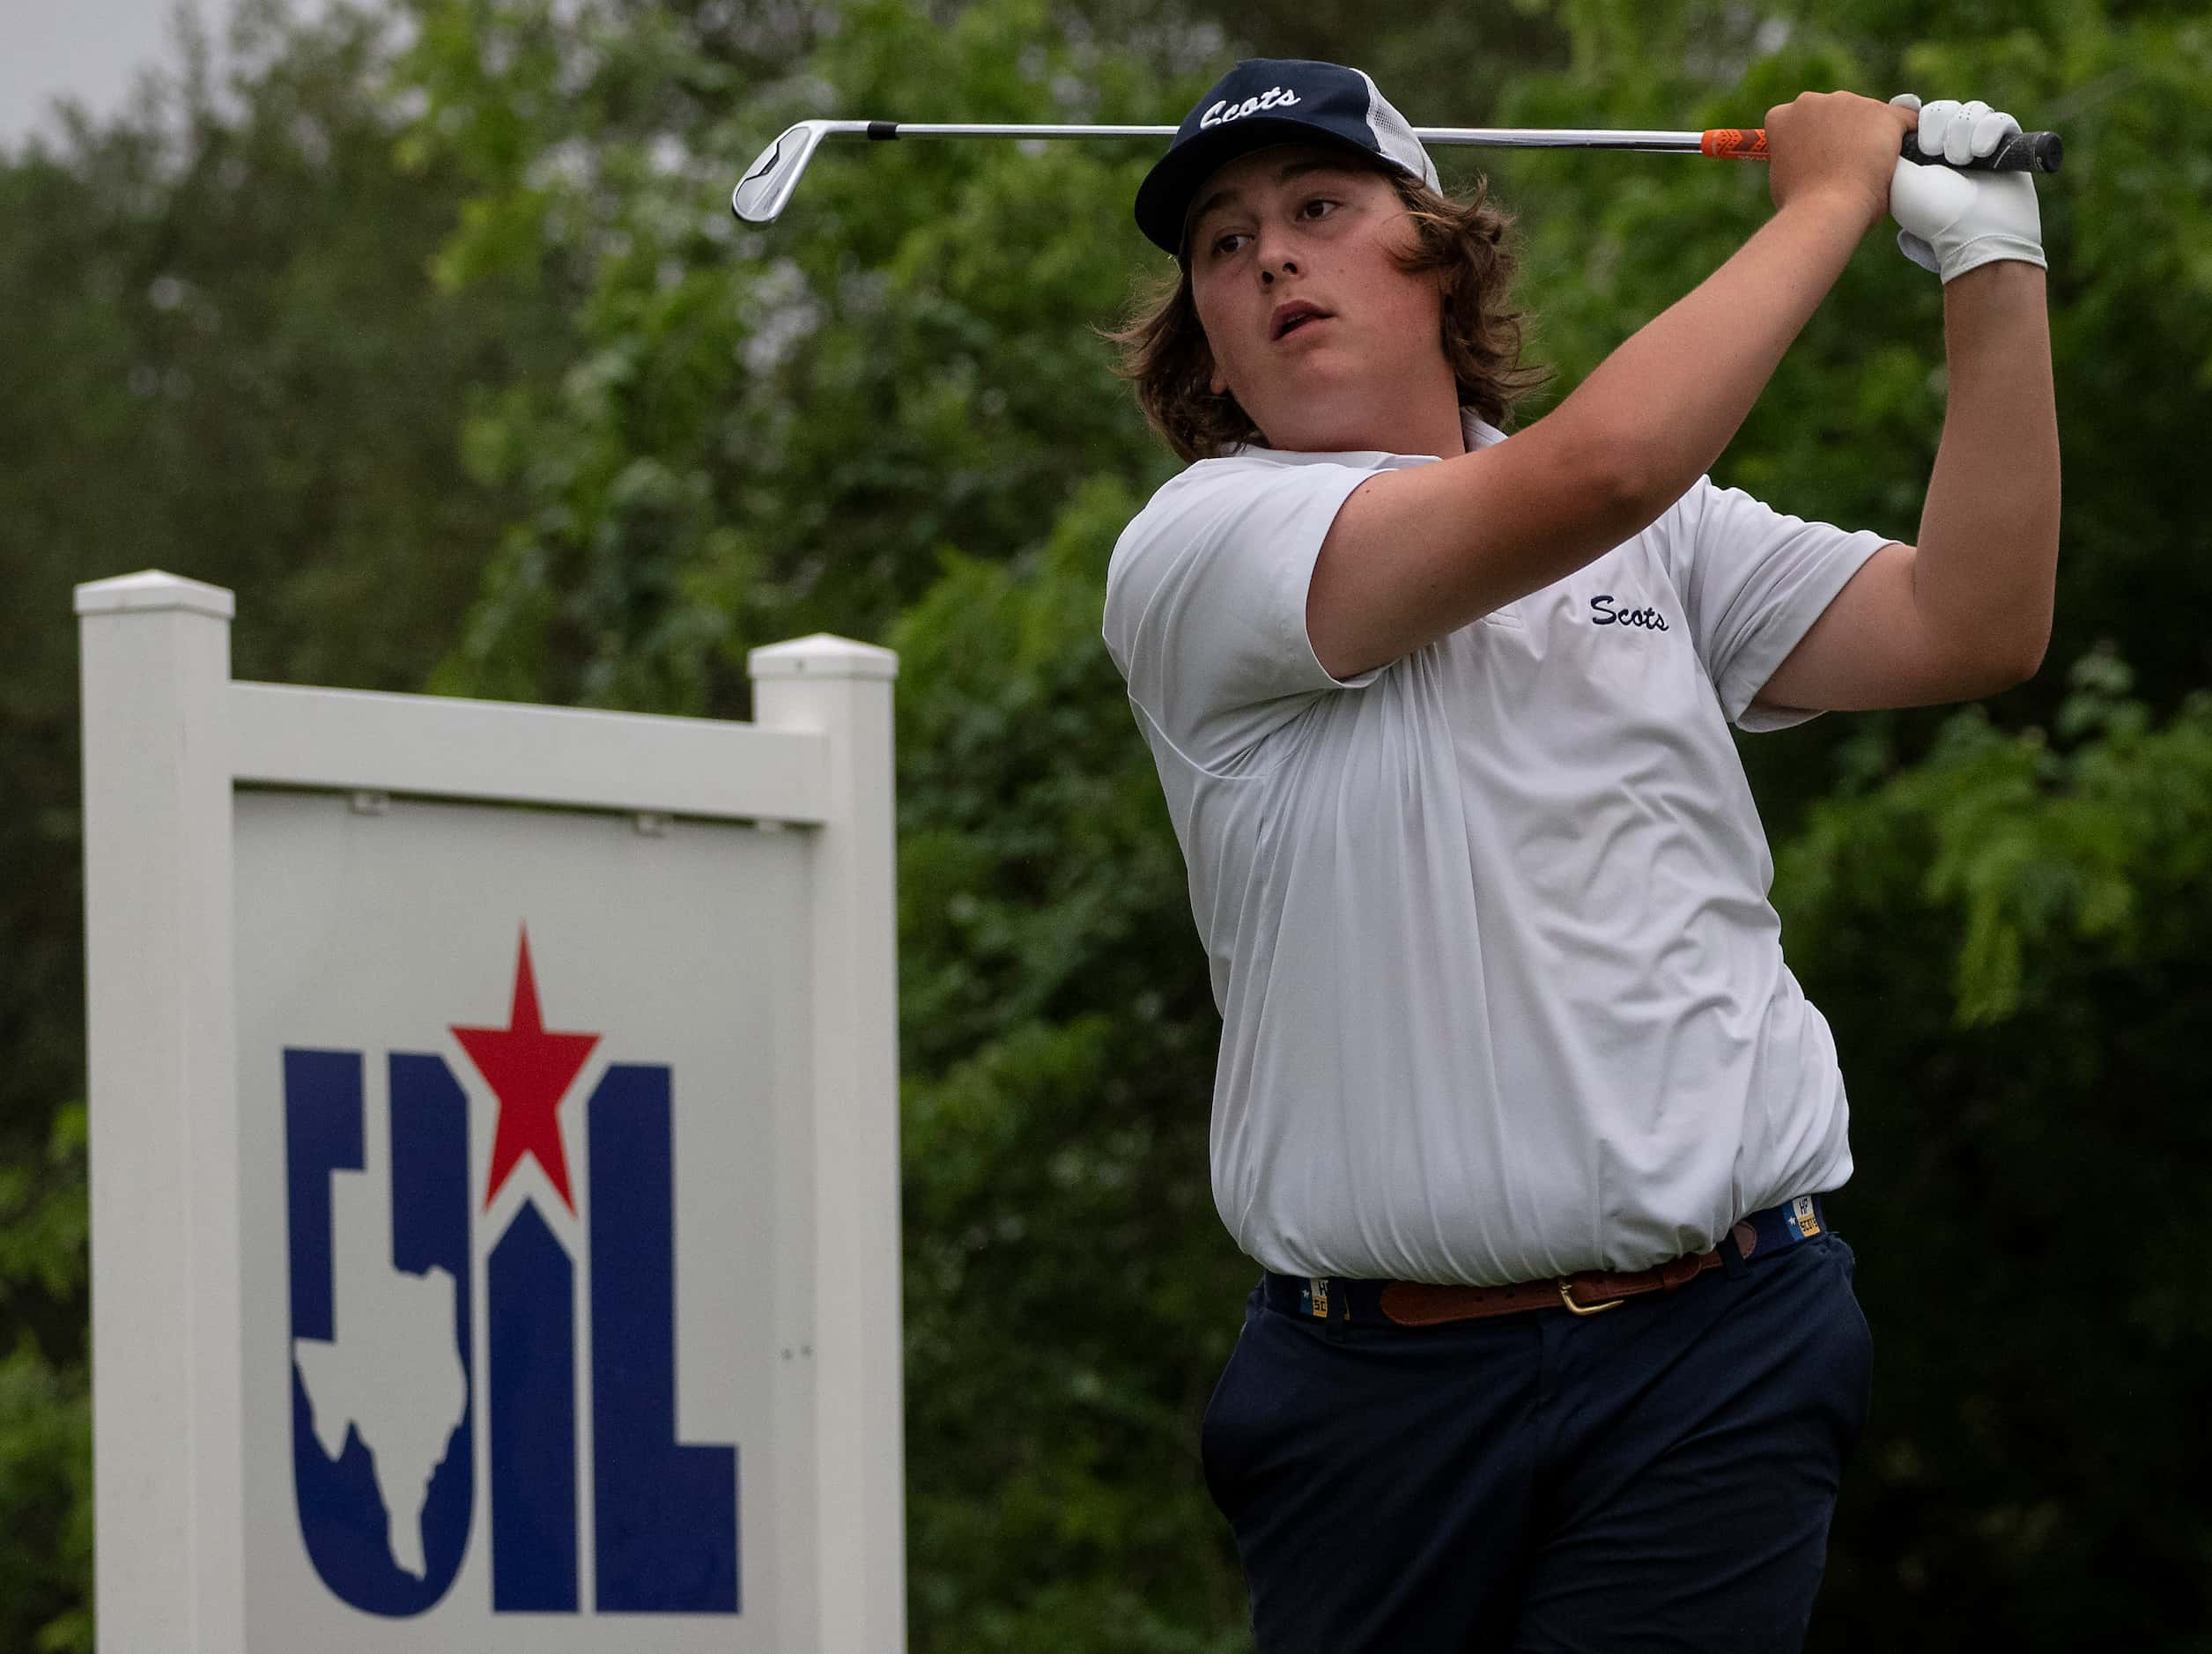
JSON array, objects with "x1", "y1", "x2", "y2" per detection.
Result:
[
  {"x1": 748, "y1": 632, "x2": 899, "y2": 682},
  {"x1": 75, "y1": 571, "x2": 236, "y2": 619}
]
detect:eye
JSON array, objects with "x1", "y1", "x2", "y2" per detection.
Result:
[{"x1": 1208, "y1": 198, "x2": 1341, "y2": 257}]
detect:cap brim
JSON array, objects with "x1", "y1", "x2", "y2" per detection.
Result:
[{"x1": 1135, "y1": 119, "x2": 1382, "y2": 259}]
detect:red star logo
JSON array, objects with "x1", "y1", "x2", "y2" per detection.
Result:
[{"x1": 452, "y1": 927, "x2": 600, "y2": 1212}]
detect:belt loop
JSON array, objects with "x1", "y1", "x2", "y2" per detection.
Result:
[{"x1": 1720, "y1": 1221, "x2": 1751, "y2": 1280}]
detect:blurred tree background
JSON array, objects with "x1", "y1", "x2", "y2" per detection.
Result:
[{"x1": 2, "y1": 0, "x2": 2206, "y2": 1648}]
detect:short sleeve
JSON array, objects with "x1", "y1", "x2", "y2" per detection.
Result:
[
  {"x1": 1660, "y1": 477, "x2": 1891, "y2": 732},
  {"x1": 1102, "y1": 458, "x2": 1385, "y2": 772}
]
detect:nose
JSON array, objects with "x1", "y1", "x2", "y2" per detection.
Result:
[{"x1": 1259, "y1": 253, "x2": 1298, "y2": 284}]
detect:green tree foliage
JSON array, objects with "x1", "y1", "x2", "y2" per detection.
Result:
[
  {"x1": 891, "y1": 488, "x2": 1252, "y2": 1646},
  {"x1": 1777, "y1": 659, "x2": 2212, "y2": 1645},
  {"x1": 0, "y1": 1109, "x2": 92, "y2": 1654},
  {"x1": 2, "y1": 0, "x2": 2207, "y2": 1647},
  {"x1": 399, "y1": 0, "x2": 1187, "y2": 712},
  {"x1": 0, "y1": 3, "x2": 564, "y2": 1644}
]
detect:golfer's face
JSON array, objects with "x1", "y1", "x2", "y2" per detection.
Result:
[{"x1": 1186, "y1": 142, "x2": 1440, "y2": 445}]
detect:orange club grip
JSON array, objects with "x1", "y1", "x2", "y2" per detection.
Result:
[{"x1": 1700, "y1": 128, "x2": 1770, "y2": 160}]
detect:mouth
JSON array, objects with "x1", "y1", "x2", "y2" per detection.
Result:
[{"x1": 1272, "y1": 306, "x2": 1333, "y2": 343}]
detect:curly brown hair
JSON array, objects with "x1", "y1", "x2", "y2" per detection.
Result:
[{"x1": 1100, "y1": 161, "x2": 1552, "y2": 465}]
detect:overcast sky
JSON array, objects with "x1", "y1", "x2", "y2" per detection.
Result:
[{"x1": 1, "y1": 0, "x2": 213, "y2": 147}]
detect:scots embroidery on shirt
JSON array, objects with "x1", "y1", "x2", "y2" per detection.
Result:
[{"x1": 1588, "y1": 594, "x2": 1670, "y2": 631}]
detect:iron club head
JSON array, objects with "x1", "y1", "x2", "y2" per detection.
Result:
[{"x1": 732, "y1": 120, "x2": 866, "y2": 224}]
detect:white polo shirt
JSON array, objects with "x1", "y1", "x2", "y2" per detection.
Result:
[{"x1": 1102, "y1": 409, "x2": 1890, "y2": 1285}]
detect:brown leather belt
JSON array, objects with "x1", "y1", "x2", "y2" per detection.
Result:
[
  {"x1": 1263, "y1": 1212, "x2": 1792, "y2": 1328},
  {"x1": 1378, "y1": 1237, "x2": 1738, "y2": 1326}
]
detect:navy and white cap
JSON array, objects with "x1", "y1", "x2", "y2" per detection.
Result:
[{"x1": 1135, "y1": 58, "x2": 1440, "y2": 258}]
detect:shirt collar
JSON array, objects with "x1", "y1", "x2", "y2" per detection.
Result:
[{"x1": 1224, "y1": 406, "x2": 1506, "y2": 467}]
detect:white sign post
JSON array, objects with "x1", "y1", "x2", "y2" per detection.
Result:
[{"x1": 78, "y1": 570, "x2": 904, "y2": 1653}]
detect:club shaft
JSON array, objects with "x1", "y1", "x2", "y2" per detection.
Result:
[
  {"x1": 834, "y1": 121, "x2": 2057, "y2": 168},
  {"x1": 858, "y1": 122, "x2": 1713, "y2": 152}
]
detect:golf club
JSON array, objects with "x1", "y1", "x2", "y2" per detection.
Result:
[{"x1": 732, "y1": 117, "x2": 2062, "y2": 225}]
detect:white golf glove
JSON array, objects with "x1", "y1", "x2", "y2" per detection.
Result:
[{"x1": 1888, "y1": 93, "x2": 2046, "y2": 283}]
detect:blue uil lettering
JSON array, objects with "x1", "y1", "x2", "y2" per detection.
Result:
[{"x1": 284, "y1": 1049, "x2": 739, "y2": 1619}]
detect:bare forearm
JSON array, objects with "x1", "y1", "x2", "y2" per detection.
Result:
[
  {"x1": 1912, "y1": 261, "x2": 2060, "y2": 677},
  {"x1": 1560, "y1": 196, "x2": 1874, "y2": 506}
]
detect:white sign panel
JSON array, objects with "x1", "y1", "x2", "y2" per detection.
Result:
[
  {"x1": 76, "y1": 572, "x2": 904, "y2": 1654},
  {"x1": 236, "y1": 794, "x2": 810, "y2": 1647}
]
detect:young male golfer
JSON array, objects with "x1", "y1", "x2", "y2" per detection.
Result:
[{"x1": 1101, "y1": 57, "x2": 2057, "y2": 1651}]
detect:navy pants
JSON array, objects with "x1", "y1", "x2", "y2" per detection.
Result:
[{"x1": 1201, "y1": 1230, "x2": 1873, "y2": 1652}]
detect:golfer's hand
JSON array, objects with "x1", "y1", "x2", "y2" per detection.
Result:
[
  {"x1": 1888, "y1": 94, "x2": 2047, "y2": 282},
  {"x1": 1764, "y1": 91, "x2": 1920, "y2": 231}
]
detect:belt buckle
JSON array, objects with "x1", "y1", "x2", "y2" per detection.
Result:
[{"x1": 1557, "y1": 1277, "x2": 1623, "y2": 1317}]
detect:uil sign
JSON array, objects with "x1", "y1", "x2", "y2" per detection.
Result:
[{"x1": 77, "y1": 572, "x2": 903, "y2": 1652}]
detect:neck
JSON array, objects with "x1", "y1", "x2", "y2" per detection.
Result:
[{"x1": 1258, "y1": 395, "x2": 1468, "y2": 459}]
